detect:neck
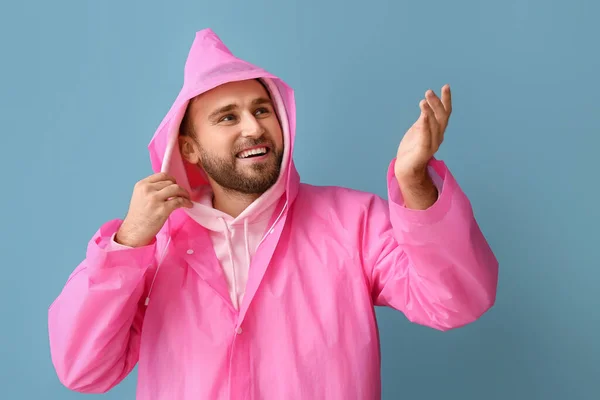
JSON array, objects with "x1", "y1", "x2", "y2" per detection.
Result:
[{"x1": 211, "y1": 185, "x2": 260, "y2": 218}]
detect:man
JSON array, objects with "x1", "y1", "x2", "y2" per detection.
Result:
[{"x1": 48, "y1": 29, "x2": 498, "y2": 399}]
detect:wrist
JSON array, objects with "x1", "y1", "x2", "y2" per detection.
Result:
[
  {"x1": 395, "y1": 168, "x2": 438, "y2": 210},
  {"x1": 395, "y1": 166, "x2": 429, "y2": 187},
  {"x1": 115, "y1": 226, "x2": 153, "y2": 248}
]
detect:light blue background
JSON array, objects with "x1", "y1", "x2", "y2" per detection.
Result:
[{"x1": 1, "y1": 0, "x2": 598, "y2": 399}]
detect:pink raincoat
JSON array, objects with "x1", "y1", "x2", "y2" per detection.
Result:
[{"x1": 48, "y1": 29, "x2": 499, "y2": 399}]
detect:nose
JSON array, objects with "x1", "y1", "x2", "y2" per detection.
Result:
[{"x1": 240, "y1": 112, "x2": 265, "y2": 138}]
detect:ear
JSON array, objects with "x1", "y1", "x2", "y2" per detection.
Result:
[{"x1": 179, "y1": 136, "x2": 201, "y2": 164}]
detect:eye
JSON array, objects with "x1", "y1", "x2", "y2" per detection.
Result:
[
  {"x1": 254, "y1": 107, "x2": 270, "y2": 117},
  {"x1": 219, "y1": 114, "x2": 236, "y2": 123}
]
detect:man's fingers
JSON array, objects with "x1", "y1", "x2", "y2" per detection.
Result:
[
  {"x1": 145, "y1": 172, "x2": 177, "y2": 184},
  {"x1": 420, "y1": 99, "x2": 435, "y2": 127},
  {"x1": 151, "y1": 180, "x2": 177, "y2": 191},
  {"x1": 421, "y1": 99, "x2": 443, "y2": 143},
  {"x1": 165, "y1": 196, "x2": 194, "y2": 212},
  {"x1": 156, "y1": 184, "x2": 190, "y2": 201},
  {"x1": 419, "y1": 99, "x2": 432, "y2": 120},
  {"x1": 425, "y1": 89, "x2": 447, "y2": 122},
  {"x1": 441, "y1": 84, "x2": 452, "y2": 114}
]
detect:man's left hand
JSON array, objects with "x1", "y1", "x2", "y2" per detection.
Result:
[{"x1": 394, "y1": 84, "x2": 452, "y2": 209}]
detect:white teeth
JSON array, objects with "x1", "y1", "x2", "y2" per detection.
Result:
[{"x1": 238, "y1": 147, "x2": 267, "y2": 158}]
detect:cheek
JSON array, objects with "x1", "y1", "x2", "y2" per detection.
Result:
[
  {"x1": 267, "y1": 120, "x2": 284, "y2": 147},
  {"x1": 200, "y1": 134, "x2": 236, "y2": 156}
]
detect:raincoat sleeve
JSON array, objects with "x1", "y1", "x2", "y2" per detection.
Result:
[
  {"x1": 363, "y1": 158, "x2": 498, "y2": 331},
  {"x1": 48, "y1": 219, "x2": 157, "y2": 393}
]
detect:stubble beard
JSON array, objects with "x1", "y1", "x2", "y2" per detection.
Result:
[{"x1": 199, "y1": 144, "x2": 284, "y2": 195}]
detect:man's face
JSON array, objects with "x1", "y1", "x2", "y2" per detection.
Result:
[{"x1": 179, "y1": 79, "x2": 284, "y2": 195}]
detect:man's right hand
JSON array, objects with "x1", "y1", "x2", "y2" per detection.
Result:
[{"x1": 115, "y1": 173, "x2": 193, "y2": 247}]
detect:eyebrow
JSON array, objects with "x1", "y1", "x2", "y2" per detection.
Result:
[
  {"x1": 208, "y1": 97, "x2": 273, "y2": 121},
  {"x1": 251, "y1": 97, "x2": 272, "y2": 106}
]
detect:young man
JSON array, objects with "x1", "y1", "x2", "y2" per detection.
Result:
[{"x1": 48, "y1": 28, "x2": 498, "y2": 399}]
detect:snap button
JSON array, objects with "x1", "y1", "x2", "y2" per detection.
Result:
[
  {"x1": 236, "y1": 327, "x2": 243, "y2": 335},
  {"x1": 186, "y1": 249, "x2": 194, "y2": 255}
]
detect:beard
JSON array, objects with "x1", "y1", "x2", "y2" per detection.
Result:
[{"x1": 198, "y1": 138, "x2": 284, "y2": 195}]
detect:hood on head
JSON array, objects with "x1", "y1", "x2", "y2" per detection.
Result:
[{"x1": 147, "y1": 29, "x2": 299, "y2": 230}]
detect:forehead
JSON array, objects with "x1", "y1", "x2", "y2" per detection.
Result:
[{"x1": 191, "y1": 79, "x2": 270, "y2": 115}]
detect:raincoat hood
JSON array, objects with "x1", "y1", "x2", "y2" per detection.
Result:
[{"x1": 147, "y1": 28, "x2": 300, "y2": 231}]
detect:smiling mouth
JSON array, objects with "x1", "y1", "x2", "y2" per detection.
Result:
[{"x1": 236, "y1": 146, "x2": 270, "y2": 159}]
